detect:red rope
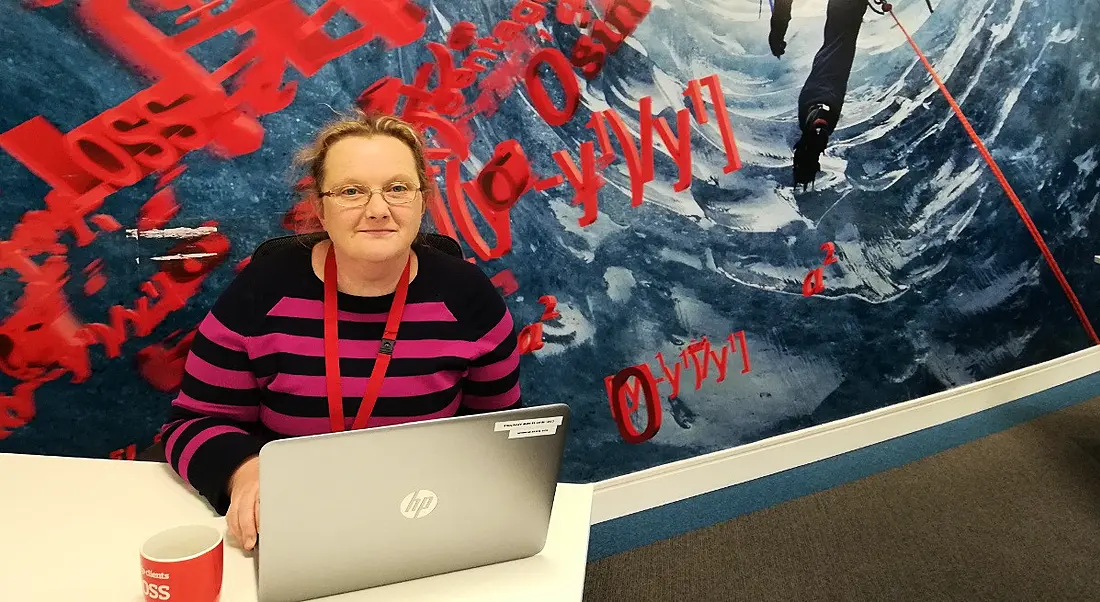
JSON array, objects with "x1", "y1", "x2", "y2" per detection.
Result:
[{"x1": 889, "y1": 9, "x2": 1099, "y2": 345}]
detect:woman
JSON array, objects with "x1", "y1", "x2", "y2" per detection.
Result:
[{"x1": 160, "y1": 112, "x2": 521, "y2": 552}]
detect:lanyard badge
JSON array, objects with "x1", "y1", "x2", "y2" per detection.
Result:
[{"x1": 322, "y1": 245, "x2": 412, "y2": 432}]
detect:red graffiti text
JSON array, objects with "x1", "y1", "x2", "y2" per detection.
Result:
[{"x1": 604, "y1": 331, "x2": 751, "y2": 444}]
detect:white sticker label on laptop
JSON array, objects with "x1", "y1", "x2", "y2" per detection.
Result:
[{"x1": 494, "y1": 416, "x2": 564, "y2": 439}]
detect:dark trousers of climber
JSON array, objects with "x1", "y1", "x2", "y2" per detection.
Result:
[{"x1": 771, "y1": 0, "x2": 869, "y2": 132}]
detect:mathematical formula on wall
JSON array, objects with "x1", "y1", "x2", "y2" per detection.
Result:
[
  {"x1": 0, "y1": 0, "x2": 838, "y2": 449},
  {"x1": 605, "y1": 331, "x2": 751, "y2": 444}
]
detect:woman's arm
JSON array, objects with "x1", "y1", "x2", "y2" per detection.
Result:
[
  {"x1": 455, "y1": 271, "x2": 522, "y2": 414},
  {"x1": 160, "y1": 268, "x2": 267, "y2": 515}
]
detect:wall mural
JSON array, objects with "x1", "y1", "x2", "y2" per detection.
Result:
[{"x1": 1, "y1": 0, "x2": 1098, "y2": 483}]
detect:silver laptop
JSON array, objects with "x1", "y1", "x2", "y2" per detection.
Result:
[{"x1": 255, "y1": 403, "x2": 571, "y2": 602}]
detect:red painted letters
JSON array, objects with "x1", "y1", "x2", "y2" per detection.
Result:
[
  {"x1": 803, "y1": 242, "x2": 840, "y2": 297},
  {"x1": 605, "y1": 331, "x2": 751, "y2": 443},
  {"x1": 524, "y1": 48, "x2": 581, "y2": 127},
  {"x1": 604, "y1": 364, "x2": 662, "y2": 444}
]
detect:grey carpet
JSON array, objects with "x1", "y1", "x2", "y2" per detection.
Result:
[{"x1": 584, "y1": 396, "x2": 1100, "y2": 602}]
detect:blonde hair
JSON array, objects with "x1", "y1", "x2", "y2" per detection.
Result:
[{"x1": 294, "y1": 110, "x2": 432, "y2": 200}]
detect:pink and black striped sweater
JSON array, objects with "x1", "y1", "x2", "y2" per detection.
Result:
[{"x1": 161, "y1": 241, "x2": 521, "y2": 514}]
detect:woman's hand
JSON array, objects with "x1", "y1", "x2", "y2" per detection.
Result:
[{"x1": 226, "y1": 455, "x2": 260, "y2": 551}]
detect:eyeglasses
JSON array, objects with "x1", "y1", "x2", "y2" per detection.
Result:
[{"x1": 319, "y1": 182, "x2": 421, "y2": 207}]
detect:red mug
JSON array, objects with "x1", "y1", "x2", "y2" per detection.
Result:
[{"x1": 139, "y1": 524, "x2": 224, "y2": 602}]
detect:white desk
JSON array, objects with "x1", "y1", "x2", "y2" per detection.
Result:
[{"x1": 0, "y1": 453, "x2": 593, "y2": 601}]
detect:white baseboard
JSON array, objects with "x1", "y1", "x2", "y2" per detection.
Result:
[{"x1": 590, "y1": 345, "x2": 1100, "y2": 524}]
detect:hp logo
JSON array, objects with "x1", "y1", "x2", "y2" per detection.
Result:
[{"x1": 400, "y1": 490, "x2": 437, "y2": 519}]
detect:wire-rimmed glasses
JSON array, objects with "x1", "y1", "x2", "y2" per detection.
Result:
[{"x1": 319, "y1": 182, "x2": 421, "y2": 207}]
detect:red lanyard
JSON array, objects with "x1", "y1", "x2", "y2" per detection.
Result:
[{"x1": 323, "y1": 244, "x2": 412, "y2": 433}]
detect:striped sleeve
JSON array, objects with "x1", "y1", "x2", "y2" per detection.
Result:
[
  {"x1": 457, "y1": 276, "x2": 522, "y2": 414},
  {"x1": 161, "y1": 269, "x2": 267, "y2": 515}
]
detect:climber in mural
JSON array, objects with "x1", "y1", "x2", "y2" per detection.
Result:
[{"x1": 769, "y1": 0, "x2": 870, "y2": 186}]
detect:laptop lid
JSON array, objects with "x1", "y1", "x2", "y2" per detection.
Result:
[{"x1": 255, "y1": 403, "x2": 571, "y2": 602}]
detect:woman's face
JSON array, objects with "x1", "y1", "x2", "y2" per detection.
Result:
[{"x1": 317, "y1": 135, "x2": 424, "y2": 264}]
